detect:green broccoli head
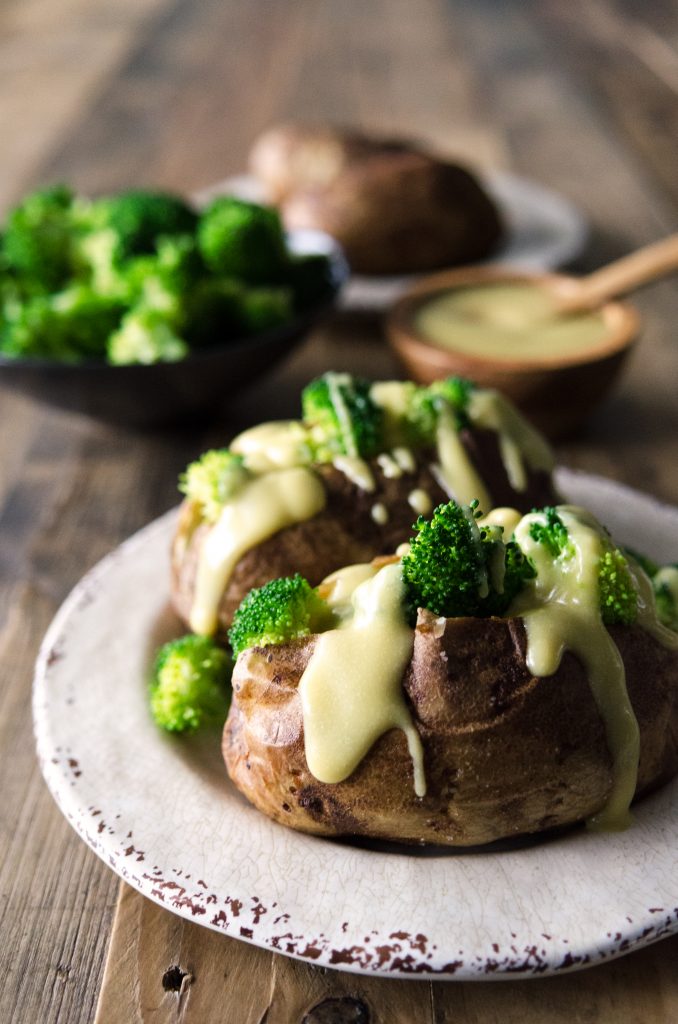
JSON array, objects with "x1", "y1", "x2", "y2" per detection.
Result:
[
  {"x1": 86, "y1": 190, "x2": 198, "y2": 259},
  {"x1": 197, "y1": 196, "x2": 287, "y2": 283},
  {"x1": 401, "y1": 499, "x2": 535, "y2": 621},
  {"x1": 650, "y1": 565, "x2": 678, "y2": 631},
  {"x1": 182, "y1": 278, "x2": 243, "y2": 347},
  {"x1": 301, "y1": 372, "x2": 384, "y2": 460},
  {"x1": 236, "y1": 285, "x2": 293, "y2": 334},
  {"x1": 107, "y1": 306, "x2": 188, "y2": 365},
  {"x1": 228, "y1": 574, "x2": 333, "y2": 658},
  {"x1": 1, "y1": 285, "x2": 124, "y2": 361},
  {"x1": 150, "y1": 633, "x2": 232, "y2": 733},
  {"x1": 3, "y1": 184, "x2": 79, "y2": 292},
  {"x1": 178, "y1": 448, "x2": 250, "y2": 523},
  {"x1": 406, "y1": 377, "x2": 477, "y2": 444},
  {"x1": 527, "y1": 507, "x2": 638, "y2": 626}
]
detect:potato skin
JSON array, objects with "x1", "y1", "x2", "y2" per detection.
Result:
[
  {"x1": 281, "y1": 149, "x2": 503, "y2": 275},
  {"x1": 170, "y1": 429, "x2": 557, "y2": 634},
  {"x1": 223, "y1": 613, "x2": 678, "y2": 846}
]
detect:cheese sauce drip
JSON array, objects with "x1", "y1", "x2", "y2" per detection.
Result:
[
  {"x1": 299, "y1": 563, "x2": 426, "y2": 797},
  {"x1": 512, "y1": 507, "x2": 639, "y2": 830},
  {"x1": 230, "y1": 420, "x2": 312, "y2": 473},
  {"x1": 434, "y1": 404, "x2": 492, "y2": 510},
  {"x1": 468, "y1": 389, "x2": 554, "y2": 493},
  {"x1": 190, "y1": 468, "x2": 326, "y2": 635}
]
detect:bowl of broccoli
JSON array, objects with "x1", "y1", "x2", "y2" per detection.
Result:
[{"x1": 0, "y1": 185, "x2": 347, "y2": 425}]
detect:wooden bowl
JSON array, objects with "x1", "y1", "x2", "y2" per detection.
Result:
[{"x1": 385, "y1": 267, "x2": 640, "y2": 438}]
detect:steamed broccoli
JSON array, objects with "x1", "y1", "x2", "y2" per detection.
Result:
[
  {"x1": 150, "y1": 633, "x2": 232, "y2": 733},
  {"x1": 179, "y1": 448, "x2": 250, "y2": 522},
  {"x1": 527, "y1": 507, "x2": 638, "y2": 626},
  {"x1": 302, "y1": 372, "x2": 384, "y2": 460},
  {"x1": 3, "y1": 185, "x2": 79, "y2": 292},
  {"x1": 649, "y1": 565, "x2": 678, "y2": 631},
  {"x1": 86, "y1": 190, "x2": 198, "y2": 259},
  {"x1": 401, "y1": 499, "x2": 535, "y2": 621},
  {"x1": 406, "y1": 377, "x2": 477, "y2": 444},
  {"x1": 197, "y1": 197, "x2": 287, "y2": 283},
  {"x1": 228, "y1": 574, "x2": 333, "y2": 658},
  {"x1": 236, "y1": 285, "x2": 293, "y2": 334},
  {"x1": 107, "y1": 307, "x2": 188, "y2": 365},
  {"x1": 1, "y1": 285, "x2": 124, "y2": 361}
]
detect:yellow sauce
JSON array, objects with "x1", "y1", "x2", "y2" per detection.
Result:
[
  {"x1": 479, "y1": 506, "x2": 522, "y2": 537},
  {"x1": 332, "y1": 455, "x2": 376, "y2": 492},
  {"x1": 371, "y1": 502, "x2": 389, "y2": 525},
  {"x1": 299, "y1": 563, "x2": 425, "y2": 796},
  {"x1": 190, "y1": 468, "x2": 326, "y2": 635},
  {"x1": 230, "y1": 421, "x2": 312, "y2": 473},
  {"x1": 467, "y1": 389, "x2": 554, "y2": 493},
  {"x1": 408, "y1": 488, "x2": 433, "y2": 517},
  {"x1": 392, "y1": 446, "x2": 416, "y2": 473},
  {"x1": 511, "y1": 507, "x2": 639, "y2": 829},
  {"x1": 415, "y1": 282, "x2": 608, "y2": 364},
  {"x1": 377, "y1": 453, "x2": 403, "y2": 479},
  {"x1": 433, "y1": 404, "x2": 492, "y2": 510}
]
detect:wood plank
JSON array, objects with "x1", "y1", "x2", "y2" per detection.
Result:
[{"x1": 95, "y1": 885, "x2": 678, "y2": 1024}]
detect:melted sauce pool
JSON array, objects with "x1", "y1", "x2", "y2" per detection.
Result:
[{"x1": 415, "y1": 282, "x2": 608, "y2": 363}]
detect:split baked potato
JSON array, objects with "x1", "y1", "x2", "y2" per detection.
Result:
[{"x1": 224, "y1": 611, "x2": 678, "y2": 846}]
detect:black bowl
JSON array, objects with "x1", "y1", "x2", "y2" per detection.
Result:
[{"x1": 0, "y1": 230, "x2": 348, "y2": 427}]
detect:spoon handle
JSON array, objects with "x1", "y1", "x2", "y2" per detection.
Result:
[{"x1": 555, "y1": 234, "x2": 678, "y2": 313}]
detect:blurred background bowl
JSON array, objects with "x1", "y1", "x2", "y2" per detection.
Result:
[
  {"x1": 0, "y1": 228, "x2": 347, "y2": 428},
  {"x1": 386, "y1": 266, "x2": 640, "y2": 439}
]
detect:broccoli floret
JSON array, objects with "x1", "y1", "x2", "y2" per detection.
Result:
[
  {"x1": 0, "y1": 285, "x2": 124, "y2": 361},
  {"x1": 237, "y1": 285, "x2": 293, "y2": 334},
  {"x1": 401, "y1": 499, "x2": 535, "y2": 621},
  {"x1": 178, "y1": 448, "x2": 250, "y2": 523},
  {"x1": 197, "y1": 197, "x2": 287, "y2": 283},
  {"x1": 651, "y1": 566, "x2": 678, "y2": 631},
  {"x1": 228, "y1": 574, "x2": 333, "y2": 658},
  {"x1": 150, "y1": 634, "x2": 232, "y2": 733},
  {"x1": 528, "y1": 506, "x2": 573, "y2": 558},
  {"x1": 107, "y1": 307, "x2": 188, "y2": 365},
  {"x1": 406, "y1": 377, "x2": 477, "y2": 444},
  {"x1": 527, "y1": 507, "x2": 638, "y2": 626},
  {"x1": 3, "y1": 185, "x2": 79, "y2": 291},
  {"x1": 301, "y1": 372, "x2": 384, "y2": 460},
  {"x1": 182, "y1": 278, "x2": 243, "y2": 347},
  {"x1": 86, "y1": 190, "x2": 198, "y2": 259}
]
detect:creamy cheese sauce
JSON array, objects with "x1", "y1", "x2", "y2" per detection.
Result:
[
  {"x1": 332, "y1": 455, "x2": 376, "y2": 492},
  {"x1": 377, "y1": 453, "x2": 402, "y2": 479},
  {"x1": 371, "y1": 502, "x2": 389, "y2": 525},
  {"x1": 230, "y1": 420, "x2": 312, "y2": 473},
  {"x1": 408, "y1": 488, "x2": 433, "y2": 517},
  {"x1": 299, "y1": 563, "x2": 425, "y2": 796},
  {"x1": 392, "y1": 446, "x2": 416, "y2": 473},
  {"x1": 468, "y1": 389, "x2": 554, "y2": 493},
  {"x1": 479, "y1": 506, "x2": 522, "y2": 537},
  {"x1": 415, "y1": 282, "x2": 608, "y2": 363},
  {"x1": 433, "y1": 404, "x2": 492, "y2": 510},
  {"x1": 512, "y1": 507, "x2": 640, "y2": 829},
  {"x1": 190, "y1": 468, "x2": 326, "y2": 635}
]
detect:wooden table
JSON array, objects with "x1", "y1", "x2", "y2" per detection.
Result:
[{"x1": 2, "y1": 0, "x2": 678, "y2": 1020}]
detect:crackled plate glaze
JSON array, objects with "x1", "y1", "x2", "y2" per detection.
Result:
[{"x1": 33, "y1": 469, "x2": 678, "y2": 980}]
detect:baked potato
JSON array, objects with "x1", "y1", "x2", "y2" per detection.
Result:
[
  {"x1": 170, "y1": 422, "x2": 557, "y2": 635},
  {"x1": 223, "y1": 501, "x2": 678, "y2": 846},
  {"x1": 247, "y1": 124, "x2": 503, "y2": 275},
  {"x1": 224, "y1": 612, "x2": 678, "y2": 846}
]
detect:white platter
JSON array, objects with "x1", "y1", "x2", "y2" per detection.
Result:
[
  {"x1": 33, "y1": 469, "x2": 678, "y2": 980},
  {"x1": 195, "y1": 171, "x2": 589, "y2": 311}
]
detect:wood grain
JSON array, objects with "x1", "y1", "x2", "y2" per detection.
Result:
[{"x1": 2, "y1": 0, "x2": 678, "y2": 1021}]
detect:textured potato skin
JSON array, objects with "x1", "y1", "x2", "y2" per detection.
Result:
[
  {"x1": 170, "y1": 428, "x2": 557, "y2": 633},
  {"x1": 281, "y1": 149, "x2": 503, "y2": 275},
  {"x1": 223, "y1": 613, "x2": 678, "y2": 846}
]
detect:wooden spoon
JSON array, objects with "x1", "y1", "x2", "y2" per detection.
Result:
[{"x1": 553, "y1": 234, "x2": 678, "y2": 314}]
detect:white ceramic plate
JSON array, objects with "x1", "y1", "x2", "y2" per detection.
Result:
[
  {"x1": 33, "y1": 469, "x2": 678, "y2": 980},
  {"x1": 194, "y1": 172, "x2": 589, "y2": 311}
]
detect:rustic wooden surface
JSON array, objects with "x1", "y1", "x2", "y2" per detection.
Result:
[{"x1": 2, "y1": 0, "x2": 678, "y2": 1021}]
